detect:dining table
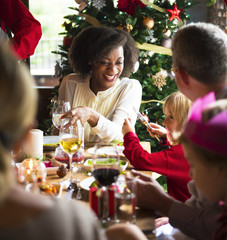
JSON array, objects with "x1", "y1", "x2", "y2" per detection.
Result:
[{"x1": 44, "y1": 140, "x2": 159, "y2": 240}]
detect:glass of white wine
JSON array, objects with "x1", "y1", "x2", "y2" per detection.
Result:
[
  {"x1": 59, "y1": 120, "x2": 83, "y2": 184},
  {"x1": 52, "y1": 100, "x2": 71, "y2": 129}
]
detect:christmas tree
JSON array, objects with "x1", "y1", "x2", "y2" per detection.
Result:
[{"x1": 52, "y1": 0, "x2": 196, "y2": 151}]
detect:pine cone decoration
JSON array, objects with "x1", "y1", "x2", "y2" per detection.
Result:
[{"x1": 56, "y1": 165, "x2": 67, "y2": 178}]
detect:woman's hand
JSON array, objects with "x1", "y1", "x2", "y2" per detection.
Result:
[
  {"x1": 122, "y1": 118, "x2": 135, "y2": 136},
  {"x1": 147, "y1": 122, "x2": 167, "y2": 139},
  {"x1": 61, "y1": 106, "x2": 100, "y2": 127}
]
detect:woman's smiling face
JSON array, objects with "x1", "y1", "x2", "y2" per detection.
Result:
[{"x1": 90, "y1": 46, "x2": 124, "y2": 94}]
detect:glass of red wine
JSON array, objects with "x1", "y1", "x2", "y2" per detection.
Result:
[{"x1": 92, "y1": 142, "x2": 120, "y2": 225}]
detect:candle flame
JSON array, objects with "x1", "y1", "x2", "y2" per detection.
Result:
[{"x1": 29, "y1": 159, "x2": 33, "y2": 170}]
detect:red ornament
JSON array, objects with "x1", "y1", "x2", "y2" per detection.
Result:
[
  {"x1": 117, "y1": 0, "x2": 146, "y2": 16},
  {"x1": 167, "y1": 4, "x2": 183, "y2": 21},
  {"x1": 63, "y1": 36, "x2": 73, "y2": 47}
]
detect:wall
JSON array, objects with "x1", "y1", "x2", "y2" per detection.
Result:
[{"x1": 187, "y1": 1, "x2": 208, "y2": 23}]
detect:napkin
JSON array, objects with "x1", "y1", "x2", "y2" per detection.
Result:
[{"x1": 156, "y1": 223, "x2": 193, "y2": 240}]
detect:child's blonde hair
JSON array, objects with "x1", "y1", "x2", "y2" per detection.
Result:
[
  {"x1": 0, "y1": 43, "x2": 38, "y2": 202},
  {"x1": 164, "y1": 91, "x2": 192, "y2": 131}
]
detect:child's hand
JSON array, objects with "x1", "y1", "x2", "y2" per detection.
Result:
[
  {"x1": 147, "y1": 122, "x2": 167, "y2": 139},
  {"x1": 122, "y1": 118, "x2": 135, "y2": 135}
]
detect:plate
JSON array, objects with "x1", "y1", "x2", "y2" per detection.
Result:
[
  {"x1": 80, "y1": 176, "x2": 95, "y2": 191},
  {"x1": 43, "y1": 136, "x2": 59, "y2": 145},
  {"x1": 43, "y1": 136, "x2": 59, "y2": 150},
  {"x1": 83, "y1": 159, "x2": 128, "y2": 172},
  {"x1": 87, "y1": 146, "x2": 125, "y2": 156}
]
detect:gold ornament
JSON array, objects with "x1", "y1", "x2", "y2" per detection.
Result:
[
  {"x1": 143, "y1": 17, "x2": 155, "y2": 29},
  {"x1": 152, "y1": 72, "x2": 167, "y2": 89},
  {"x1": 162, "y1": 28, "x2": 171, "y2": 38},
  {"x1": 126, "y1": 24, "x2": 133, "y2": 32}
]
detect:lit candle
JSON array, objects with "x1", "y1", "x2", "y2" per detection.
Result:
[{"x1": 19, "y1": 158, "x2": 47, "y2": 184}]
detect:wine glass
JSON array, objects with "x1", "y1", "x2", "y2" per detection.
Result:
[
  {"x1": 52, "y1": 100, "x2": 71, "y2": 173},
  {"x1": 72, "y1": 126, "x2": 84, "y2": 163},
  {"x1": 52, "y1": 100, "x2": 71, "y2": 130},
  {"x1": 59, "y1": 120, "x2": 83, "y2": 185},
  {"x1": 92, "y1": 143, "x2": 120, "y2": 225}
]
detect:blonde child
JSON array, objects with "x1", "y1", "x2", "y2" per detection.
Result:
[
  {"x1": 122, "y1": 91, "x2": 192, "y2": 202},
  {"x1": 131, "y1": 92, "x2": 226, "y2": 239}
]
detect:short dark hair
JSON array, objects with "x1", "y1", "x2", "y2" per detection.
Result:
[
  {"x1": 69, "y1": 26, "x2": 139, "y2": 78},
  {"x1": 171, "y1": 22, "x2": 227, "y2": 84}
]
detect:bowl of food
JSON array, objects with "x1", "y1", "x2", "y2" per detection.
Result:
[
  {"x1": 38, "y1": 182, "x2": 62, "y2": 198},
  {"x1": 83, "y1": 158, "x2": 128, "y2": 172}
]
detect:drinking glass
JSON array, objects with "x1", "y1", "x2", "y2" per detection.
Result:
[
  {"x1": 52, "y1": 100, "x2": 71, "y2": 129},
  {"x1": 59, "y1": 120, "x2": 83, "y2": 184},
  {"x1": 92, "y1": 143, "x2": 120, "y2": 225},
  {"x1": 114, "y1": 175, "x2": 136, "y2": 223}
]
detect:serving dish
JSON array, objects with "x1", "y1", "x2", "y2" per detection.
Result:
[
  {"x1": 87, "y1": 145, "x2": 125, "y2": 157},
  {"x1": 26, "y1": 183, "x2": 62, "y2": 198},
  {"x1": 45, "y1": 166, "x2": 58, "y2": 175},
  {"x1": 16, "y1": 162, "x2": 58, "y2": 176},
  {"x1": 83, "y1": 158, "x2": 128, "y2": 172},
  {"x1": 42, "y1": 183, "x2": 62, "y2": 198},
  {"x1": 43, "y1": 136, "x2": 59, "y2": 150}
]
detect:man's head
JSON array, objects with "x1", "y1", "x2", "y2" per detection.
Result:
[{"x1": 171, "y1": 22, "x2": 227, "y2": 101}]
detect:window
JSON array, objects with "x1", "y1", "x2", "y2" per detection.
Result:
[{"x1": 29, "y1": 0, "x2": 76, "y2": 77}]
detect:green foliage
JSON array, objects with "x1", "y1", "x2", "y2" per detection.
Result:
[
  {"x1": 156, "y1": 175, "x2": 168, "y2": 192},
  {"x1": 51, "y1": 0, "x2": 196, "y2": 151},
  {"x1": 205, "y1": 0, "x2": 216, "y2": 6},
  {"x1": 131, "y1": 51, "x2": 177, "y2": 150}
]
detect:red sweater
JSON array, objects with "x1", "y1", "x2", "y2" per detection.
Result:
[
  {"x1": 123, "y1": 132, "x2": 191, "y2": 202},
  {"x1": 0, "y1": 0, "x2": 42, "y2": 59}
]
